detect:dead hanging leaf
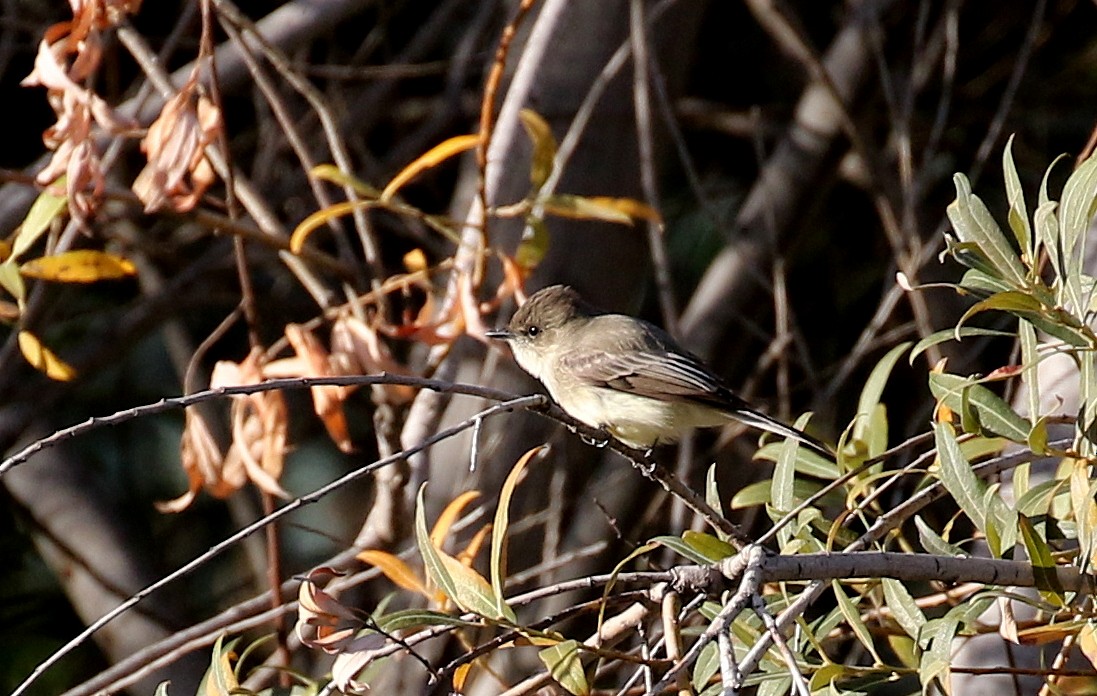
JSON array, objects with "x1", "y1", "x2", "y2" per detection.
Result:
[
  {"x1": 331, "y1": 315, "x2": 417, "y2": 405},
  {"x1": 296, "y1": 567, "x2": 361, "y2": 651},
  {"x1": 156, "y1": 409, "x2": 223, "y2": 513},
  {"x1": 540, "y1": 194, "x2": 662, "y2": 225},
  {"x1": 18, "y1": 330, "x2": 76, "y2": 381},
  {"x1": 519, "y1": 108, "x2": 557, "y2": 191},
  {"x1": 380, "y1": 134, "x2": 480, "y2": 202},
  {"x1": 265, "y1": 324, "x2": 355, "y2": 452},
  {"x1": 20, "y1": 249, "x2": 136, "y2": 282},
  {"x1": 23, "y1": 21, "x2": 139, "y2": 219},
  {"x1": 132, "y1": 74, "x2": 222, "y2": 213}
]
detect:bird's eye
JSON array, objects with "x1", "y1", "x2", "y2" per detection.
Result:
[{"x1": 525, "y1": 325, "x2": 540, "y2": 338}]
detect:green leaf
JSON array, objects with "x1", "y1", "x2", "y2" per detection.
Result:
[
  {"x1": 919, "y1": 615, "x2": 960, "y2": 692},
  {"x1": 651, "y1": 534, "x2": 718, "y2": 565},
  {"x1": 910, "y1": 328, "x2": 1015, "y2": 366},
  {"x1": 1002, "y1": 135, "x2": 1032, "y2": 259},
  {"x1": 11, "y1": 185, "x2": 67, "y2": 262},
  {"x1": 946, "y1": 173, "x2": 1027, "y2": 287},
  {"x1": 378, "y1": 608, "x2": 482, "y2": 632},
  {"x1": 491, "y1": 446, "x2": 544, "y2": 619},
  {"x1": 881, "y1": 578, "x2": 927, "y2": 642},
  {"x1": 934, "y1": 421, "x2": 988, "y2": 538},
  {"x1": 682, "y1": 530, "x2": 738, "y2": 563},
  {"x1": 1019, "y1": 322, "x2": 1040, "y2": 427},
  {"x1": 538, "y1": 640, "x2": 589, "y2": 696},
  {"x1": 1015, "y1": 477, "x2": 1069, "y2": 518},
  {"x1": 929, "y1": 373, "x2": 1030, "y2": 441},
  {"x1": 832, "y1": 581, "x2": 883, "y2": 664},
  {"x1": 415, "y1": 485, "x2": 513, "y2": 621},
  {"x1": 0, "y1": 260, "x2": 25, "y2": 304},
  {"x1": 753, "y1": 443, "x2": 840, "y2": 479},
  {"x1": 1058, "y1": 152, "x2": 1097, "y2": 283},
  {"x1": 731, "y1": 478, "x2": 840, "y2": 510},
  {"x1": 915, "y1": 515, "x2": 966, "y2": 557},
  {"x1": 692, "y1": 640, "x2": 720, "y2": 692},
  {"x1": 852, "y1": 342, "x2": 910, "y2": 449},
  {"x1": 1018, "y1": 513, "x2": 1066, "y2": 606},
  {"x1": 958, "y1": 267, "x2": 1014, "y2": 297}
]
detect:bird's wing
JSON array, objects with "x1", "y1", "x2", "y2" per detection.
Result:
[{"x1": 559, "y1": 347, "x2": 745, "y2": 408}]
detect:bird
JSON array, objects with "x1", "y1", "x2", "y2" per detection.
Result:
[{"x1": 486, "y1": 285, "x2": 831, "y2": 457}]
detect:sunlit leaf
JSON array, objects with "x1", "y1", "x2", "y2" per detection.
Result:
[
  {"x1": 519, "y1": 108, "x2": 557, "y2": 191},
  {"x1": 538, "y1": 639, "x2": 589, "y2": 696},
  {"x1": 453, "y1": 662, "x2": 472, "y2": 693},
  {"x1": 946, "y1": 173, "x2": 1027, "y2": 287},
  {"x1": 929, "y1": 372, "x2": 1029, "y2": 441},
  {"x1": 852, "y1": 341, "x2": 910, "y2": 452},
  {"x1": 11, "y1": 184, "x2": 67, "y2": 262},
  {"x1": 914, "y1": 515, "x2": 966, "y2": 557},
  {"x1": 20, "y1": 249, "x2": 136, "y2": 282},
  {"x1": 18, "y1": 330, "x2": 75, "y2": 381},
  {"x1": 377, "y1": 608, "x2": 482, "y2": 632},
  {"x1": 1002, "y1": 135, "x2": 1032, "y2": 259},
  {"x1": 311, "y1": 163, "x2": 383, "y2": 198},
  {"x1": 491, "y1": 445, "x2": 545, "y2": 618},
  {"x1": 692, "y1": 641, "x2": 719, "y2": 692},
  {"x1": 357, "y1": 549, "x2": 430, "y2": 597},
  {"x1": 1059, "y1": 151, "x2": 1097, "y2": 284},
  {"x1": 1078, "y1": 623, "x2": 1097, "y2": 670},
  {"x1": 203, "y1": 634, "x2": 240, "y2": 696},
  {"x1": 935, "y1": 422, "x2": 991, "y2": 551},
  {"x1": 919, "y1": 615, "x2": 960, "y2": 693},
  {"x1": 832, "y1": 581, "x2": 883, "y2": 664},
  {"x1": 290, "y1": 200, "x2": 367, "y2": 253},
  {"x1": 0, "y1": 260, "x2": 25, "y2": 303},
  {"x1": 381, "y1": 134, "x2": 479, "y2": 201},
  {"x1": 881, "y1": 578, "x2": 927, "y2": 643},
  {"x1": 515, "y1": 218, "x2": 550, "y2": 272},
  {"x1": 1018, "y1": 513, "x2": 1065, "y2": 605},
  {"x1": 909, "y1": 328, "x2": 1014, "y2": 366},
  {"x1": 681, "y1": 530, "x2": 737, "y2": 563},
  {"x1": 540, "y1": 194, "x2": 661, "y2": 225},
  {"x1": 431, "y1": 490, "x2": 481, "y2": 548}
]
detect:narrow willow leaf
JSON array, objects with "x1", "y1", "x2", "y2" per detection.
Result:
[
  {"x1": 732, "y1": 478, "x2": 839, "y2": 510},
  {"x1": 919, "y1": 616, "x2": 960, "y2": 692},
  {"x1": 915, "y1": 515, "x2": 966, "y2": 557},
  {"x1": 934, "y1": 422, "x2": 988, "y2": 536},
  {"x1": 853, "y1": 341, "x2": 910, "y2": 445},
  {"x1": 381, "y1": 134, "x2": 479, "y2": 201},
  {"x1": 881, "y1": 578, "x2": 927, "y2": 642},
  {"x1": 1019, "y1": 322, "x2": 1040, "y2": 427},
  {"x1": 692, "y1": 641, "x2": 720, "y2": 692},
  {"x1": 958, "y1": 268, "x2": 1014, "y2": 297},
  {"x1": 1018, "y1": 513, "x2": 1066, "y2": 605},
  {"x1": 377, "y1": 608, "x2": 482, "y2": 632},
  {"x1": 0, "y1": 260, "x2": 25, "y2": 303},
  {"x1": 204, "y1": 634, "x2": 240, "y2": 696},
  {"x1": 910, "y1": 327, "x2": 1014, "y2": 366},
  {"x1": 538, "y1": 639, "x2": 589, "y2": 696},
  {"x1": 928, "y1": 373, "x2": 1030, "y2": 441},
  {"x1": 415, "y1": 484, "x2": 460, "y2": 606},
  {"x1": 18, "y1": 330, "x2": 76, "y2": 381},
  {"x1": 20, "y1": 250, "x2": 137, "y2": 282},
  {"x1": 1015, "y1": 477, "x2": 1069, "y2": 518},
  {"x1": 519, "y1": 108, "x2": 557, "y2": 191},
  {"x1": 1002, "y1": 135, "x2": 1032, "y2": 258},
  {"x1": 1058, "y1": 152, "x2": 1097, "y2": 281},
  {"x1": 832, "y1": 581, "x2": 884, "y2": 664},
  {"x1": 430, "y1": 490, "x2": 481, "y2": 547},
  {"x1": 357, "y1": 549, "x2": 430, "y2": 596},
  {"x1": 650, "y1": 534, "x2": 714, "y2": 565},
  {"x1": 540, "y1": 193, "x2": 634, "y2": 225},
  {"x1": 11, "y1": 185, "x2": 67, "y2": 262},
  {"x1": 682, "y1": 530, "x2": 737, "y2": 563},
  {"x1": 946, "y1": 173, "x2": 1027, "y2": 287},
  {"x1": 491, "y1": 445, "x2": 545, "y2": 618},
  {"x1": 310, "y1": 163, "x2": 383, "y2": 198}
]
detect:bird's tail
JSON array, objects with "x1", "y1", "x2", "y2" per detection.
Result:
[{"x1": 729, "y1": 407, "x2": 833, "y2": 459}]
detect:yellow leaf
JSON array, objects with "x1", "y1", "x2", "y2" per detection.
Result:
[
  {"x1": 540, "y1": 194, "x2": 663, "y2": 225},
  {"x1": 290, "y1": 200, "x2": 365, "y2": 253},
  {"x1": 18, "y1": 330, "x2": 75, "y2": 381},
  {"x1": 381, "y1": 134, "x2": 480, "y2": 202},
  {"x1": 357, "y1": 549, "x2": 431, "y2": 597},
  {"x1": 453, "y1": 662, "x2": 473, "y2": 693},
  {"x1": 403, "y1": 248, "x2": 428, "y2": 273},
  {"x1": 431, "y1": 490, "x2": 481, "y2": 548},
  {"x1": 519, "y1": 108, "x2": 557, "y2": 190},
  {"x1": 12, "y1": 185, "x2": 67, "y2": 262},
  {"x1": 20, "y1": 250, "x2": 137, "y2": 282},
  {"x1": 310, "y1": 164, "x2": 382, "y2": 198}
]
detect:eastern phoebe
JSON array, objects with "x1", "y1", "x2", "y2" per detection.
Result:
[{"x1": 486, "y1": 285, "x2": 831, "y2": 456}]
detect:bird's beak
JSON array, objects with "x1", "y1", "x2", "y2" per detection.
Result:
[{"x1": 485, "y1": 329, "x2": 513, "y2": 340}]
